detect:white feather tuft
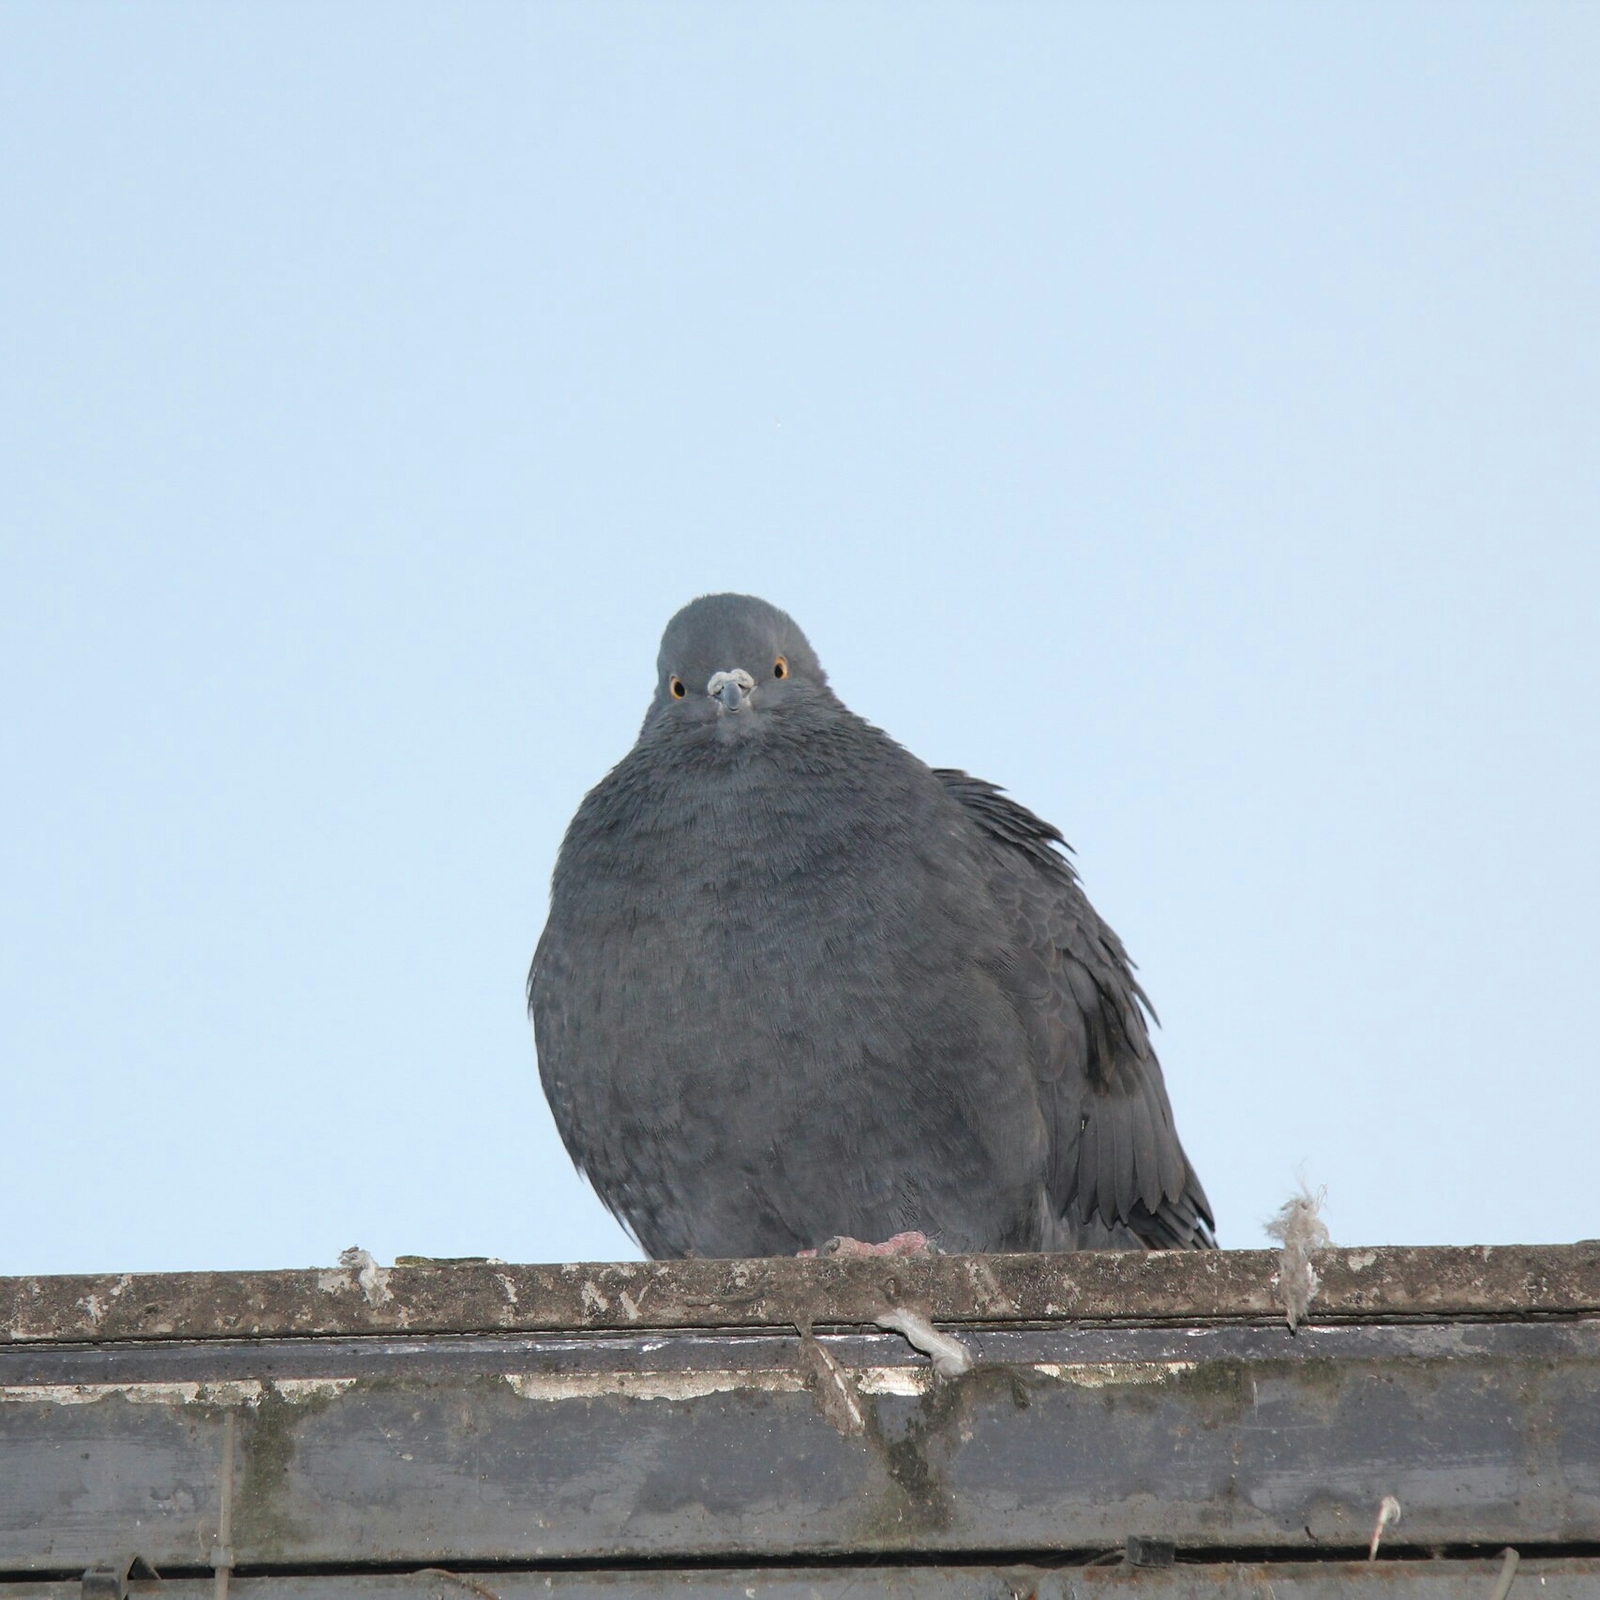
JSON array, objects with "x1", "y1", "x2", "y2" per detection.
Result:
[
  {"x1": 1265, "y1": 1185, "x2": 1330, "y2": 1331},
  {"x1": 338, "y1": 1245, "x2": 393, "y2": 1306}
]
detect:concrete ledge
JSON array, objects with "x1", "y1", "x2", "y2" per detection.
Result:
[{"x1": 6, "y1": 1244, "x2": 1600, "y2": 1345}]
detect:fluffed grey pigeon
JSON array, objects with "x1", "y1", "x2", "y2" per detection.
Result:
[{"x1": 530, "y1": 593, "x2": 1215, "y2": 1258}]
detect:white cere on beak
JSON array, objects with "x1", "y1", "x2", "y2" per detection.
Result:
[{"x1": 706, "y1": 668, "x2": 756, "y2": 711}]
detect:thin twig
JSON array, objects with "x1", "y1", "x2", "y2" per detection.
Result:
[
  {"x1": 1486, "y1": 1546, "x2": 1519, "y2": 1600},
  {"x1": 1367, "y1": 1494, "x2": 1402, "y2": 1560}
]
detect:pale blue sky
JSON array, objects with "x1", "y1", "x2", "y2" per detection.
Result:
[{"x1": 3, "y1": 4, "x2": 1596, "y2": 1273}]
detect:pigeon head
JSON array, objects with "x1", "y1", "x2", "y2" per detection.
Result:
[{"x1": 648, "y1": 593, "x2": 827, "y2": 731}]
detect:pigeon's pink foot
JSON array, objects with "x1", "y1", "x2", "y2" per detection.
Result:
[{"x1": 797, "y1": 1230, "x2": 934, "y2": 1259}]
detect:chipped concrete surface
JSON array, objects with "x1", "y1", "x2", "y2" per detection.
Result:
[
  {"x1": 497, "y1": 1365, "x2": 991, "y2": 1404},
  {"x1": 0, "y1": 1362, "x2": 1206, "y2": 1409},
  {"x1": 0, "y1": 1355, "x2": 1349, "y2": 1408},
  {"x1": 1030, "y1": 1360, "x2": 1197, "y2": 1388},
  {"x1": 7, "y1": 1244, "x2": 1599, "y2": 1346},
  {"x1": 0, "y1": 1375, "x2": 356, "y2": 1407},
  {"x1": 504, "y1": 1369, "x2": 810, "y2": 1402}
]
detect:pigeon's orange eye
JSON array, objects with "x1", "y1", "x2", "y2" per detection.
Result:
[
  {"x1": 670, "y1": 676, "x2": 686, "y2": 699},
  {"x1": 773, "y1": 656, "x2": 788, "y2": 680}
]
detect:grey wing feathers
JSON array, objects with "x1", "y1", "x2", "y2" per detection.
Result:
[{"x1": 935, "y1": 769, "x2": 1216, "y2": 1251}]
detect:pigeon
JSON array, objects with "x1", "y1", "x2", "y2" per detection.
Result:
[{"x1": 529, "y1": 593, "x2": 1215, "y2": 1259}]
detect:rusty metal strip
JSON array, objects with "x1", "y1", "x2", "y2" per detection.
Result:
[{"x1": 3, "y1": 1559, "x2": 1600, "y2": 1598}]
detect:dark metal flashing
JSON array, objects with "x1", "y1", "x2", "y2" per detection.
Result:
[
  {"x1": 5, "y1": 1244, "x2": 1599, "y2": 1346},
  {"x1": 3, "y1": 1247, "x2": 1597, "y2": 1590},
  {"x1": 0, "y1": 1562, "x2": 1596, "y2": 1598}
]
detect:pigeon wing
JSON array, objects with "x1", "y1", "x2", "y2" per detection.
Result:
[{"x1": 936, "y1": 769, "x2": 1216, "y2": 1250}]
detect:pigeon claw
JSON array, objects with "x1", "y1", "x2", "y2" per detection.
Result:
[{"x1": 797, "y1": 1230, "x2": 935, "y2": 1259}]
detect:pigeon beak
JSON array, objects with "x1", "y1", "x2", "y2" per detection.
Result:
[{"x1": 706, "y1": 668, "x2": 755, "y2": 712}]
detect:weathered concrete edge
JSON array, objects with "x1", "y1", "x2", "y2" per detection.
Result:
[{"x1": 4, "y1": 1244, "x2": 1598, "y2": 1345}]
